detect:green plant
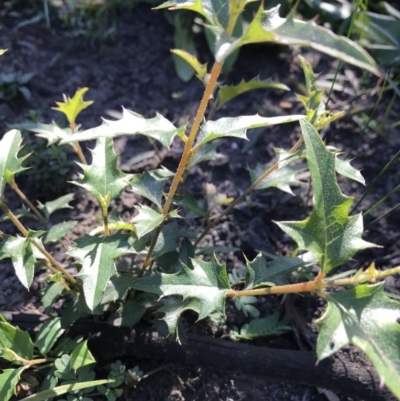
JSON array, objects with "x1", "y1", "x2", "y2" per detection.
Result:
[{"x1": 1, "y1": 2, "x2": 400, "y2": 400}]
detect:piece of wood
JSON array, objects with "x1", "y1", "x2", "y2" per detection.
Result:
[{"x1": 2, "y1": 311, "x2": 395, "y2": 401}]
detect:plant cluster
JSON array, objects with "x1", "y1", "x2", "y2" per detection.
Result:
[{"x1": 0, "y1": 1, "x2": 400, "y2": 401}]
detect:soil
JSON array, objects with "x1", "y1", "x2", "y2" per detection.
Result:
[{"x1": 0, "y1": 2, "x2": 399, "y2": 401}]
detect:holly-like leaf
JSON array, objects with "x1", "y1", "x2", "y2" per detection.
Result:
[
  {"x1": 43, "y1": 221, "x2": 77, "y2": 243},
  {"x1": 0, "y1": 321, "x2": 34, "y2": 362},
  {"x1": 213, "y1": 5, "x2": 380, "y2": 76},
  {"x1": 38, "y1": 193, "x2": 75, "y2": 218},
  {"x1": 195, "y1": 114, "x2": 305, "y2": 149},
  {"x1": 171, "y1": 49, "x2": 207, "y2": 80},
  {"x1": 0, "y1": 130, "x2": 29, "y2": 196},
  {"x1": 17, "y1": 121, "x2": 73, "y2": 146},
  {"x1": 131, "y1": 255, "x2": 231, "y2": 320},
  {"x1": 334, "y1": 155, "x2": 365, "y2": 185},
  {"x1": 61, "y1": 108, "x2": 184, "y2": 149},
  {"x1": 67, "y1": 233, "x2": 133, "y2": 310},
  {"x1": 245, "y1": 252, "x2": 313, "y2": 289},
  {"x1": 132, "y1": 205, "x2": 180, "y2": 238},
  {"x1": 317, "y1": 283, "x2": 400, "y2": 399},
  {"x1": 52, "y1": 87, "x2": 94, "y2": 126},
  {"x1": 174, "y1": 191, "x2": 208, "y2": 218},
  {"x1": 249, "y1": 162, "x2": 307, "y2": 195},
  {"x1": 130, "y1": 171, "x2": 165, "y2": 208},
  {"x1": 0, "y1": 367, "x2": 27, "y2": 401},
  {"x1": 217, "y1": 76, "x2": 289, "y2": 110},
  {"x1": 156, "y1": 0, "x2": 230, "y2": 27},
  {"x1": 0, "y1": 235, "x2": 36, "y2": 289},
  {"x1": 71, "y1": 137, "x2": 133, "y2": 210},
  {"x1": 157, "y1": 297, "x2": 201, "y2": 343},
  {"x1": 276, "y1": 120, "x2": 375, "y2": 274}
]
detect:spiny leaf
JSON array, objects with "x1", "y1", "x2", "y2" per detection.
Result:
[
  {"x1": 0, "y1": 321, "x2": 34, "y2": 362},
  {"x1": 62, "y1": 108, "x2": 184, "y2": 149},
  {"x1": 131, "y1": 255, "x2": 231, "y2": 320},
  {"x1": 195, "y1": 114, "x2": 305, "y2": 149},
  {"x1": 173, "y1": 191, "x2": 208, "y2": 218},
  {"x1": 317, "y1": 283, "x2": 400, "y2": 399},
  {"x1": 171, "y1": 49, "x2": 207, "y2": 80},
  {"x1": 0, "y1": 235, "x2": 36, "y2": 289},
  {"x1": 132, "y1": 205, "x2": 180, "y2": 238},
  {"x1": 276, "y1": 146, "x2": 365, "y2": 185},
  {"x1": 217, "y1": 76, "x2": 289, "y2": 110},
  {"x1": 249, "y1": 162, "x2": 307, "y2": 195},
  {"x1": 130, "y1": 171, "x2": 165, "y2": 208},
  {"x1": 17, "y1": 121, "x2": 73, "y2": 146},
  {"x1": 156, "y1": 0, "x2": 231, "y2": 27},
  {"x1": 38, "y1": 193, "x2": 75, "y2": 218},
  {"x1": 52, "y1": 87, "x2": 94, "y2": 126},
  {"x1": 71, "y1": 137, "x2": 133, "y2": 210},
  {"x1": 245, "y1": 252, "x2": 313, "y2": 289},
  {"x1": 333, "y1": 155, "x2": 365, "y2": 185},
  {"x1": 276, "y1": 120, "x2": 375, "y2": 274},
  {"x1": 157, "y1": 297, "x2": 201, "y2": 343},
  {"x1": 0, "y1": 130, "x2": 29, "y2": 196},
  {"x1": 0, "y1": 366, "x2": 28, "y2": 401},
  {"x1": 67, "y1": 233, "x2": 133, "y2": 310},
  {"x1": 213, "y1": 5, "x2": 380, "y2": 75}
]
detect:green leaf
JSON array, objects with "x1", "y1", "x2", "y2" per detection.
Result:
[
  {"x1": 0, "y1": 367, "x2": 28, "y2": 401},
  {"x1": 317, "y1": 284, "x2": 400, "y2": 399},
  {"x1": 18, "y1": 121, "x2": 73, "y2": 146},
  {"x1": 62, "y1": 108, "x2": 184, "y2": 149},
  {"x1": 245, "y1": 253, "x2": 311, "y2": 289},
  {"x1": 52, "y1": 88, "x2": 94, "y2": 126},
  {"x1": 213, "y1": 5, "x2": 380, "y2": 75},
  {"x1": 172, "y1": 13, "x2": 198, "y2": 82},
  {"x1": 195, "y1": 114, "x2": 305, "y2": 149},
  {"x1": 131, "y1": 255, "x2": 231, "y2": 320},
  {"x1": 157, "y1": 297, "x2": 201, "y2": 343},
  {"x1": 69, "y1": 340, "x2": 96, "y2": 371},
  {"x1": 334, "y1": 155, "x2": 365, "y2": 185},
  {"x1": 0, "y1": 130, "x2": 29, "y2": 196},
  {"x1": 231, "y1": 312, "x2": 291, "y2": 340},
  {"x1": 132, "y1": 205, "x2": 180, "y2": 238},
  {"x1": 19, "y1": 379, "x2": 114, "y2": 401},
  {"x1": 156, "y1": 0, "x2": 230, "y2": 27},
  {"x1": 100, "y1": 274, "x2": 133, "y2": 304},
  {"x1": 249, "y1": 162, "x2": 307, "y2": 195},
  {"x1": 171, "y1": 49, "x2": 207, "y2": 81},
  {"x1": 38, "y1": 194, "x2": 75, "y2": 218},
  {"x1": 0, "y1": 235, "x2": 36, "y2": 289},
  {"x1": 71, "y1": 137, "x2": 133, "y2": 210},
  {"x1": 130, "y1": 172, "x2": 165, "y2": 208},
  {"x1": 108, "y1": 300, "x2": 146, "y2": 328},
  {"x1": 217, "y1": 76, "x2": 289, "y2": 110},
  {"x1": 192, "y1": 141, "x2": 226, "y2": 166},
  {"x1": 0, "y1": 321, "x2": 34, "y2": 362},
  {"x1": 41, "y1": 282, "x2": 64, "y2": 313},
  {"x1": 276, "y1": 120, "x2": 375, "y2": 274},
  {"x1": 43, "y1": 221, "x2": 77, "y2": 243},
  {"x1": 67, "y1": 233, "x2": 133, "y2": 310},
  {"x1": 173, "y1": 191, "x2": 208, "y2": 218},
  {"x1": 35, "y1": 318, "x2": 64, "y2": 356}
]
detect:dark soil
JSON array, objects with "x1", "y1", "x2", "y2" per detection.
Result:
[{"x1": 0, "y1": 2, "x2": 399, "y2": 401}]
